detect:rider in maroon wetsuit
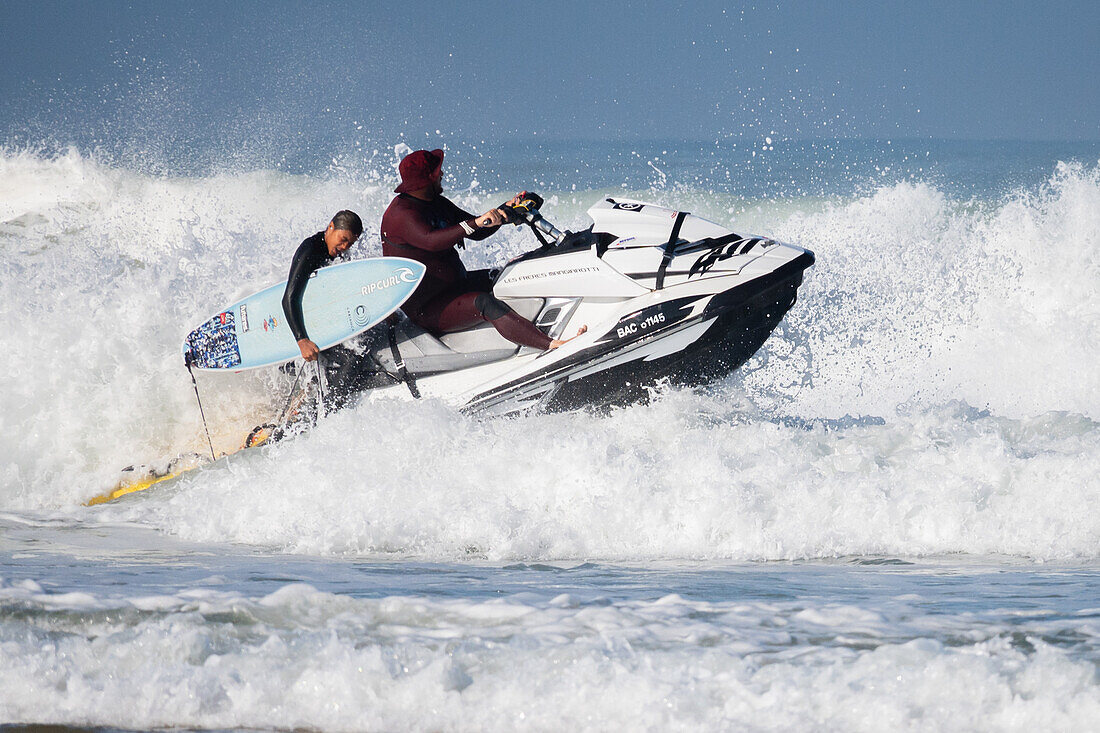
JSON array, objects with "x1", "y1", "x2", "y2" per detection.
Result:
[{"x1": 381, "y1": 149, "x2": 584, "y2": 350}]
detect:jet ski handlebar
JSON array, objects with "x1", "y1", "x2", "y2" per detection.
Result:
[{"x1": 500, "y1": 191, "x2": 566, "y2": 246}]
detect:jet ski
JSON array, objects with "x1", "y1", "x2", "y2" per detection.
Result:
[{"x1": 328, "y1": 193, "x2": 815, "y2": 414}]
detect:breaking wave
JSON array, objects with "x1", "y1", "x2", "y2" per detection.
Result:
[{"x1": 2, "y1": 148, "x2": 1099, "y2": 561}]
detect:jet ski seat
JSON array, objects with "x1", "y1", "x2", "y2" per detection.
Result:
[
  {"x1": 384, "y1": 297, "x2": 546, "y2": 375},
  {"x1": 437, "y1": 296, "x2": 544, "y2": 352},
  {"x1": 383, "y1": 319, "x2": 512, "y2": 375}
]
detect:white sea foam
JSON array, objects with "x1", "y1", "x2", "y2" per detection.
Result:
[
  {"x1": 751, "y1": 163, "x2": 1100, "y2": 418},
  {"x1": 0, "y1": 578, "x2": 1096, "y2": 732},
  {"x1": 2, "y1": 149, "x2": 1099, "y2": 563},
  {"x1": 89, "y1": 394, "x2": 1100, "y2": 561}
]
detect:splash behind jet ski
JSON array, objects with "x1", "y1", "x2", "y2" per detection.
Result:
[{"x1": 333, "y1": 194, "x2": 815, "y2": 414}]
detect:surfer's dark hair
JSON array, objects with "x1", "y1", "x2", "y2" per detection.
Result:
[{"x1": 331, "y1": 210, "x2": 363, "y2": 236}]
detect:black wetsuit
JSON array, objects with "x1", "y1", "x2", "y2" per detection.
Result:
[
  {"x1": 280, "y1": 232, "x2": 377, "y2": 407},
  {"x1": 281, "y1": 232, "x2": 332, "y2": 342}
]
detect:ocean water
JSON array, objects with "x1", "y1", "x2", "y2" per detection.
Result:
[{"x1": 1, "y1": 138, "x2": 1099, "y2": 731}]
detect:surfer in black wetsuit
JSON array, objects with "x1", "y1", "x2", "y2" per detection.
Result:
[{"x1": 281, "y1": 210, "x2": 363, "y2": 362}]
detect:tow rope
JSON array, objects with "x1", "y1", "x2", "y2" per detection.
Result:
[
  {"x1": 314, "y1": 356, "x2": 327, "y2": 421},
  {"x1": 276, "y1": 361, "x2": 306, "y2": 424},
  {"x1": 183, "y1": 355, "x2": 218, "y2": 462},
  {"x1": 184, "y1": 353, "x2": 330, "y2": 460}
]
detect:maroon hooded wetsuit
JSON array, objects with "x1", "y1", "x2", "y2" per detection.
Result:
[{"x1": 380, "y1": 193, "x2": 552, "y2": 349}]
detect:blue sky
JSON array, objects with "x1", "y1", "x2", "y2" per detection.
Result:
[{"x1": 2, "y1": 0, "x2": 1097, "y2": 156}]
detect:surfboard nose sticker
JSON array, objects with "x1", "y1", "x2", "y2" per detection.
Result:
[{"x1": 185, "y1": 310, "x2": 242, "y2": 369}]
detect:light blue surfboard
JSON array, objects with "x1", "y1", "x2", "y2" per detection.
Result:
[{"x1": 183, "y1": 257, "x2": 426, "y2": 371}]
